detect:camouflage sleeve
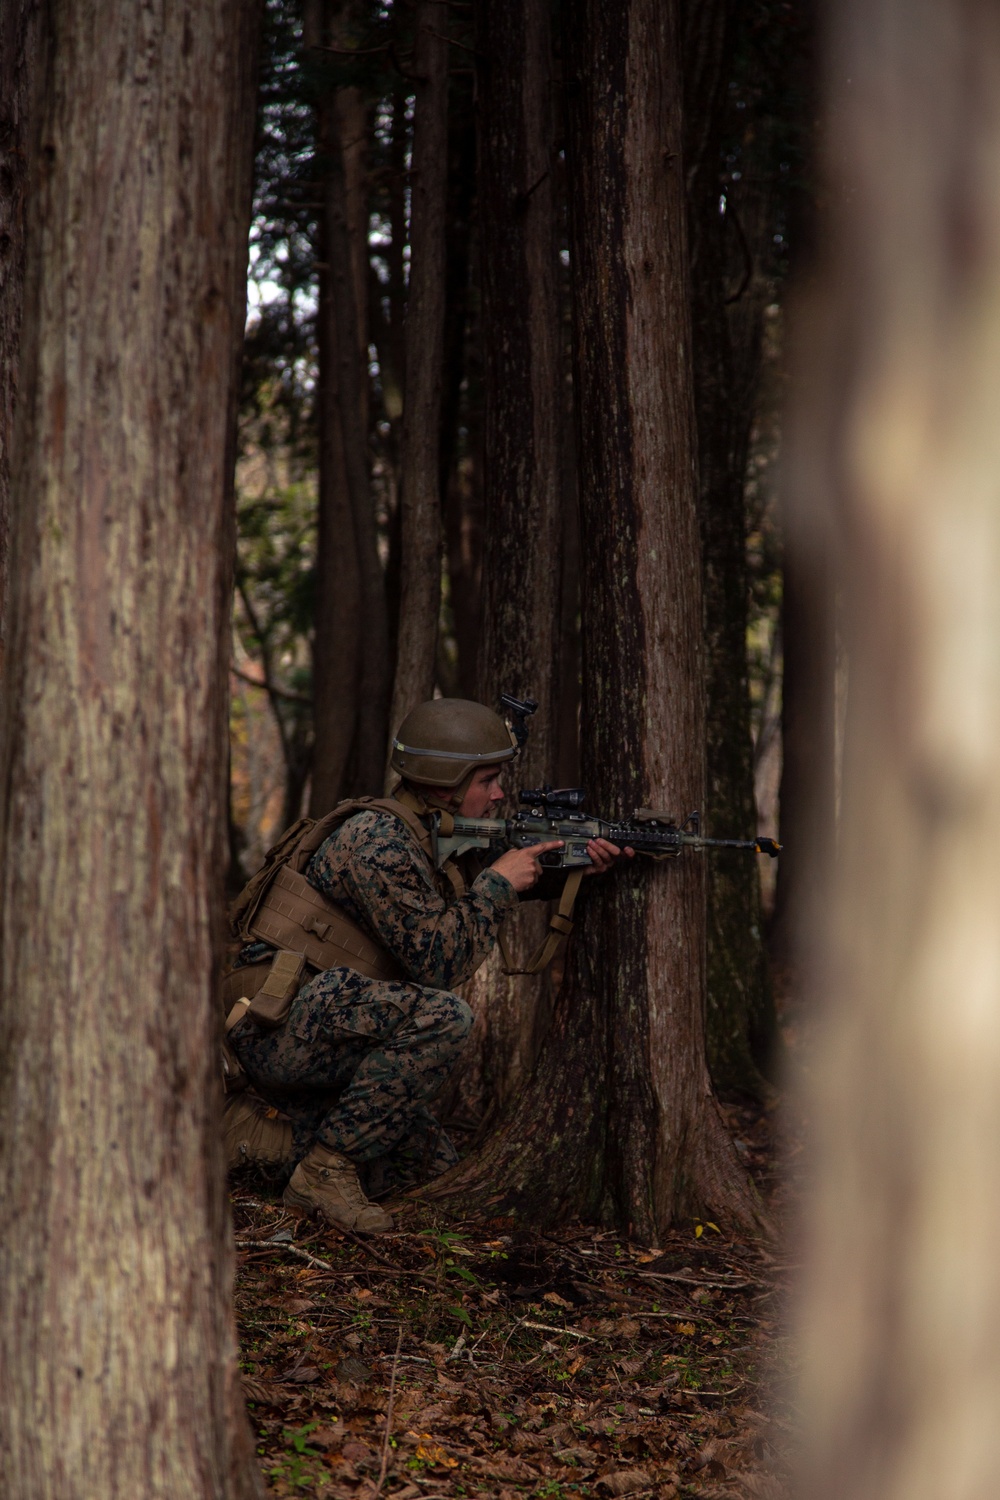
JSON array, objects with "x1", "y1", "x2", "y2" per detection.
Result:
[{"x1": 310, "y1": 811, "x2": 518, "y2": 989}]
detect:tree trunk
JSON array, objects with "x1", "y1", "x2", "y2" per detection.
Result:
[
  {"x1": 388, "y1": 0, "x2": 449, "y2": 748},
  {"x1": 0, "y1": 0, "x2": 40, "y2": 681},
  {"x1": 682, "y1": 0, "x2": 779, "y2": 1097},
  {"x1": 430, "y1": 0, "x2": 762, "y2": 1239},
  {"x1": 0, "y1": 2, "x2": 264, "y2": 1498},
  {"x1": 309, "y1": 75, "x2": 368, "y2": 816},
  {"x1": 317, "y1": 21, "x2": 388, "y2": 796},
  {"x1": 795, "y1": 5, "x2": 1000, "y2": 1496},
  {"x1": 458, "y1": 0, "x2": 564, "y2": 1115},
  {"x1": 438, "y1": 66, "x2": 479, "y2": 698}
]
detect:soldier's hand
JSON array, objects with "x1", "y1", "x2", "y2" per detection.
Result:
[
  {"x1": 491, "y1": 840, "x2": 565, "y2": 893},
  {"x1": 582, "y1": 837, "x2": 635, "y2": 876}
]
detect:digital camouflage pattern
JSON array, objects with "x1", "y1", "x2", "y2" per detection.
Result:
[
  {"x1": 229, "y1": 808, "x2": 517, "y2": 1187},
  {"x1": 306, "y1": 807, "x2": 515, "y2": 988}
]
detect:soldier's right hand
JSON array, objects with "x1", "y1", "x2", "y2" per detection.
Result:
[{"x1": 491, "y1": 841, "x2": 564, "y2": 893}]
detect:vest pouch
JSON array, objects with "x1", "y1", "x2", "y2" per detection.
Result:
[
  {"x1": 249, "y1": 866, "x2": 405, "y2": 982},
  {"x1": 245, "y1": 949, "x2": 307, "y2": 1031}
]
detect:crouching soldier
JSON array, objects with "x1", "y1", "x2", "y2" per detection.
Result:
[{"x1": 221, "y1": 698, "x2": 624, "y2": 1234}]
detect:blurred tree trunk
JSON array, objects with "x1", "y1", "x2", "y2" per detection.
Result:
[
  {"x1": 0, "y1": 1, "x2": 264, "y2": 1496},
  {"x1": 388, "y1": 0, "x2": 449, "y2": 748},
  {"x1": 0, "y1": 0, "x2": 40, "y2": 682},
  {"x1": 430, "y1": 0, "x2": 761, "y2": 1237},
  {"x1": 460, "y1": 0, "x2": 563, "y2": 1116},
  {"x1": 796, "y1": 5, "x2": 1000, "y2": 1497},
  {"x1": 682, "y1": 0, "x2": 779, "y2": 1097}
]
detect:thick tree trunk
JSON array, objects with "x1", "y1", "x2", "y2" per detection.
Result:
[
  {"x1": 457, "y1": 0, "x2": 564, "y2": 1114},
  {"x1": 795, "y1": 5, "x2": 1000, "y2": 1496},
  {"x1": 309, "y1": 80, "x2": 368, "y2": 816},
  {"x1": 0, "y1": 3, "x2": 263, "y2": 1498},
  {"x1": 565, "y1": 0, "x2": 758, "y2": 1237},
  {"x1": 431, "y1": 0, "x2": 762, "y2": 1239},
  {"x1": 0, "y1": 0, "x2": 40, "y2": 680},
  {"x1": 388, "y1": 0, "x2": 449, "y2": 746},
  {"x1": 682, "y1": 0, "x2": 779, "y2": 1097}
]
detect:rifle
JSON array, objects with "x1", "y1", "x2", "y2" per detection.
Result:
[
  {"x1": 431, "y1": 784, "x2": 778, "y2": 976},
  {"x1": 431, "y1": 784, "x2": 780, "y2": 871}
]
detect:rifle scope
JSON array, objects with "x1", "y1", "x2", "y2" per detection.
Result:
[{"x1": 519, "y1": 786, "x2": 588, "y2": 812}]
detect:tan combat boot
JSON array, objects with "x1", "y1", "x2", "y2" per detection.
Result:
[
  {"x1": 283, "y1": 1144, "x2": 394, "y2": 1233},
  {"x1": 223, "y1": 1092, "x2": 294, "y2": 1171}
]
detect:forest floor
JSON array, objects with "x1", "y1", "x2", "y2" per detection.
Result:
[{"x1": 231, "y1": 1097, "x2": 796, "y2": 1500}]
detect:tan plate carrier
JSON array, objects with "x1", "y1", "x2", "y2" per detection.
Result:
[
  {"x1": 220, "y1": 792, "x2": 584, "y2": 1087},
  {"x1": 221, "y1": 797, "x2": 427, "y2": 1046}
]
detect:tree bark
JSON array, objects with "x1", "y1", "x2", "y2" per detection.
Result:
[
  {"x1": 0, "y1": 0, "x2": 40, "y2": 682},
  {"x1": 0, "y1": 2, "x2": 264, "y2": 1497},
  {"x1": 438, "y1": 67, "x2": 479, "y2": 699},
  {"x1": 430, "y1": 0, "x2": 762, "y2": 1239},
  {"x1": 309, "y1": 75, "x2": 368, "y2": 816},
  {"x1": 316, "y1": 19, "x2": 388, "y2": 796},
  {"x1": 388, "y1": 0, "x2": 449, "y2": 748},
  {"x1": 459, "y1": 0, "x2": 564, "y2": 1113},
  {"x1": 795, "y1": 4, "x2": 1000, "y2": 1496},
  {"x1": 682, "y1": 0, "x2": 779, "y2": 1097}
]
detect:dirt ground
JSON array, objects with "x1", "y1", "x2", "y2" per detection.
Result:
[{"x1": 231, "y1": 1100, "x2": 794, "y2": 1500}]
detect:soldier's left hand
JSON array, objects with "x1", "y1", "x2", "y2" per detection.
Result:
[{"x1": 583, "y1": 837, "x2": 635, "y2": 876}]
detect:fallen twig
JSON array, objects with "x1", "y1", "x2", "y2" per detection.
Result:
[
  {"x1": 234, "y1": 1239, "x2": 339, "y2": 1273},
  {"x1": 373, "y1": 1325, "x2": 403, "y2": 1500},
  {"x1": 500, "y1": 1315, "x2": 528, "y2": 1361},
  {"x1": 446, "y1": 1330, "x2": 467, "y2": 1363},
  {"x1": 635, "y1": 1271, "x2": 757, "y2": 1290},
  {"x1": 521, "y1": 1320, "x2": 596, "y2": 1341}
]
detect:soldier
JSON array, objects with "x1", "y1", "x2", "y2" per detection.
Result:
[{"x1": 222, "y1": 698, "x2": 627, "y2": 1233}]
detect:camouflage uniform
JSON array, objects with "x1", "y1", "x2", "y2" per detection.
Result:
[{"x1": 228, "y1": 808, "x2": 517, "y2": 1192}]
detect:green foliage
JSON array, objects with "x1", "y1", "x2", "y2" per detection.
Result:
[{"x1": 269, "y1": 1422, "x2": 321, "y2": 1490}]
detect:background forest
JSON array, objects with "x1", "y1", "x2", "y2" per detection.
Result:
[
  {"x1": 7, "y1": 0, "x2": 1000, "y2": 1496},
  {"x1": 231, "y1": 0, "x2": 815, "y2": 1115}
]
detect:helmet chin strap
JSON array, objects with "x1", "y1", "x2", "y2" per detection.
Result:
[
  {"x1": 396, "y1": 771, "x2": 477, "y2": 814},
  {"x1": 395, "y1": 780, "x2": 457, "y2": 822}
]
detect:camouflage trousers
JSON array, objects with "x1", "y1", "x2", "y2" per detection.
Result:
[{"x1": 228, "y1": 965, "x2": 472, "y2": 1194}]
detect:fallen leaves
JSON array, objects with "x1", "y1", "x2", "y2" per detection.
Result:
[
  {"x1": 231, "y1": 1097, "x2": 792, "y2": 1499},
  {"x1": 597, "y1": 1467, "x2": 656, "y2": 1495},
  {"x1": 412, "y1": 1436, "x2": 459, "y2": 1469}
]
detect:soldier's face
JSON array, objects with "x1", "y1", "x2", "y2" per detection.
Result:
[{"x1": 457, "y1": 766, "x2": 507, "y2": 818}]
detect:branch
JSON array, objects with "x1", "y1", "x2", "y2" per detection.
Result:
[{"x1": 231, "y1": 663, "x2": 313, "y2": 706}]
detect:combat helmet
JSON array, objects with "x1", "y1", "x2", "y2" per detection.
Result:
[{"x1": 390, "y1": 699, "x2": 518, "y2": 789}]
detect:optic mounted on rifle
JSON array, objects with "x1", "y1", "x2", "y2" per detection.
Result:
[
  {"x1": 520, "y1": 785, "x2": 588, "y2": 813},
  {"x1": 500, "y1": 693, "x2": 538, "y2": 749}
]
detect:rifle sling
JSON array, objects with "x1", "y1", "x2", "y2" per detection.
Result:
[{"x1": 496, "y1": 868, "x2": 584, "y2": 976}]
